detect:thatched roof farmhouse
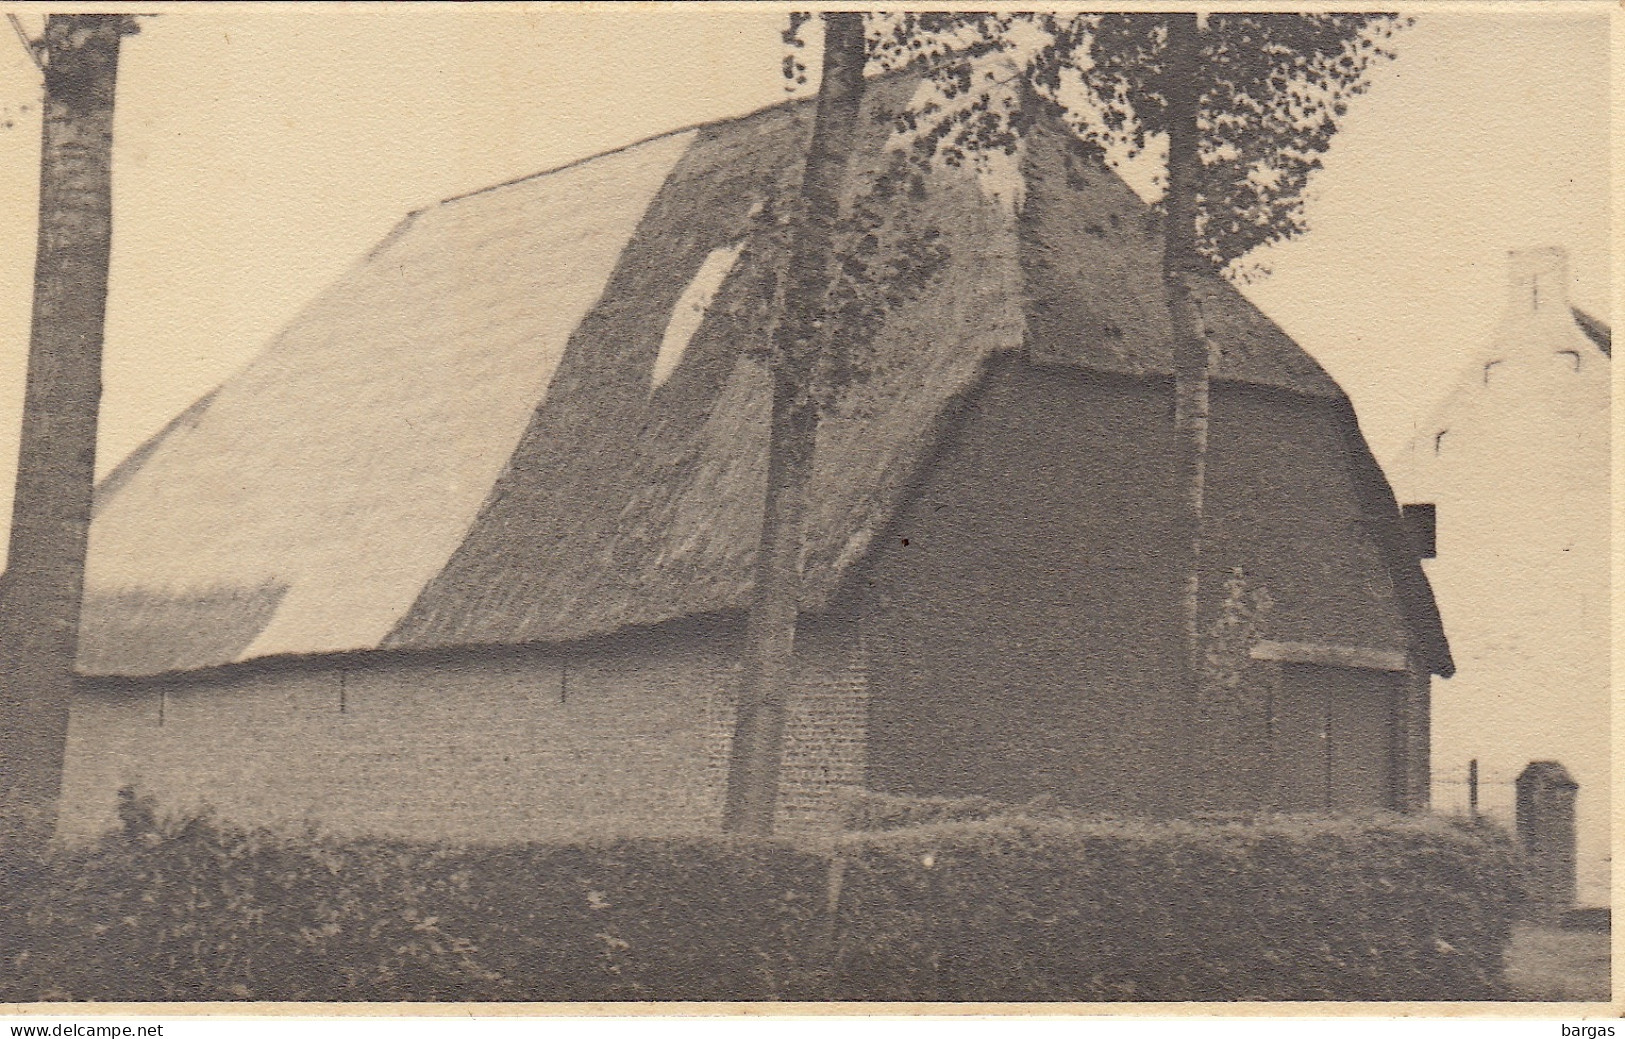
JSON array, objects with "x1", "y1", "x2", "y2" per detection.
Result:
[{"x1": 61, "y1": 77, "x2": 1450, "y2": 841}]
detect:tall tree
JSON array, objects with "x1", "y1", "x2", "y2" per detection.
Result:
[
  {"x1": 1161, "y1": 12, "x2": 1210, "y2": 705},
  {"x1": 722, "y1": 12, "x2": 1399, "y2": 827},
  {"x1": 1089, "y1": 15, "x2": 1401, "y2": 733},
  {"x1": 880, "y1": 12, "x2": 1401, "y2": 802},
  {"x1": 723, "y1": 12, "x2": 870, "y2": 835},
  {"x1": 0, "y1": 14, "x2": 136, "y2": 834}
]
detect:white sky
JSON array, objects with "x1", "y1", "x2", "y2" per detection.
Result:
[{"x1": 0, "y1": 4, "x2": 1613, "y2": 536}]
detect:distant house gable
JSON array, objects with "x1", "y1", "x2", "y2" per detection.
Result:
[{"x1": 1386, "y1": 246, "x2": 1609, "y2": 906}]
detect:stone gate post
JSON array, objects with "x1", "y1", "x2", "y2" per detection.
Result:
[{"x1": 1515, "y1": 761, "x2": 1578, "y2": 915}]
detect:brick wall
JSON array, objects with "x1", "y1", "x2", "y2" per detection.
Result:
[
  {"x1": 59, "y1": 620, "x2": 870, "y2": 845},
  {"x1": 858, "y1": 361, "x2": 1416, "y2": 814},
  {"x1": 776, "y1": 624, "x2": 870, "y2": 838},
  {"x1": 60, "y1": 639, "x2": 736, "y2": 844}
]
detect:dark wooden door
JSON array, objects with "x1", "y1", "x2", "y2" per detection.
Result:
[{"x1": 1273, "y1": 662, "x2": 1399, "y2": 811}]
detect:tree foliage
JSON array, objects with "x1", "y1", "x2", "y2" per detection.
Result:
[
  {"x1": 741, "y1": 17, "x2": 959, "y2": 416},
  {"x1": 850, "y1": 13, "x2": 1407, "y2": 277},
  {"x1": 740, "y1": 155, "x2": 949, "y2": 413},
  {"x1": 761, "y1": 11, "x2": 1405, "y2": 404}
]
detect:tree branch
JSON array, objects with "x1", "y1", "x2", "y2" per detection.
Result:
[{"x1": 7, "y1": 14, "x2": 45, "y2": 73}]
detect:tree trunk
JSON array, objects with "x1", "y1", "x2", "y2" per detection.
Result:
[
  {"x1": 0, "y1": 15, "x2": 131, "y2": 835},
  {"x1": 1161, "y1": 12, "x2": 1214, "y2": 809},
  {"x1": 723, "y1": 12, "x2": 867, "y2": 836}
]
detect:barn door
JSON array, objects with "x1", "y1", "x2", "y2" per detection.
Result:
[{"x1": 1272, "y1": 661, "x2": 1400, "y2": 811}]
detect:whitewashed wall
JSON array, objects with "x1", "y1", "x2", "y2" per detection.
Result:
[{"x1": 1390, "y1": 248, "x2": 1611, "y2": 906}]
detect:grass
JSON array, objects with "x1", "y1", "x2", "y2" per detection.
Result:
[{"x1": 1502, "y1": 922, "x2": 1611, "y2": 1002}]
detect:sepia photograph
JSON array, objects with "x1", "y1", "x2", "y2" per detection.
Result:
[{"x1": 0, "y1": 0, "x2": 1612, "y2": 1017}]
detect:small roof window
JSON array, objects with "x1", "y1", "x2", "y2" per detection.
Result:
[{"x1": 651, "y1": 242, "x2": 745, "y2": 392}]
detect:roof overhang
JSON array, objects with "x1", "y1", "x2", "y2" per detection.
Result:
[{"x1": 1249, "y1": 640, "x2": 1411, "y2": 673}]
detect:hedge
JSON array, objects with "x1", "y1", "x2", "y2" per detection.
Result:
[
  {"x1": 1, "y1": 791, "x2": 827, "y2": 1002},
  {"x1": 2, "y1": 799, "x2": 510, "y2": 1001},
  {"x1": 829, "y1": 810, "x2": 1523, "y2": 1001},
  {"x1": 0, "y1": 790, "x2": 1522, "y2": 1002}
]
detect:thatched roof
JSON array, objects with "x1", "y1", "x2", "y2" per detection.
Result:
[{"x1": 79, "y1": 76, "x2": 1445, "y2": 679}]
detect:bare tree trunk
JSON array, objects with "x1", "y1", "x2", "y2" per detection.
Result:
[
  {"x1": 0, "y1": 15, "x2": 132, "y2": 835},
  {"x1": 1162, "y1": 12, "x2": 1214, "y2": 809},
  {"x1": 723, "y1": 12, "x2": 867, "y2": 836}
]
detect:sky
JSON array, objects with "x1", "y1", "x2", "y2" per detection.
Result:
[{"x1": 0, "y1": 3, "x2": 1613, "y2": 538}]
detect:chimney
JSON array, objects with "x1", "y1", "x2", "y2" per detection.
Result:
[{"x1": 1507, "y1": 246, "x2": 1570, "y2": 315}]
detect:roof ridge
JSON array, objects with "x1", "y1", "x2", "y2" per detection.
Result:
[
  {"x1": 437, "y1": 90, "x2": 816, "y2": 209},
  {"x1": 431, "y1": 62, "x2": 936, "y2": 210}
]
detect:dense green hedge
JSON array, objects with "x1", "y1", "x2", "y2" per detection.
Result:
[
  {"x1": 0, "y1": 790, "x2": 1521, "y2": 1002},
  {"x1": 1, "y1": 791, "x2": 827, "y2": 1001},
  {"x1": 3, "y1": 801, "x2": 509, "y2": 1001},
  {"x1": 423, "y1": 837, "x2": 830, "y2": 1001},
  {"x1": 830, "y1": 811, "x2": 1522, "y2": 1001}
]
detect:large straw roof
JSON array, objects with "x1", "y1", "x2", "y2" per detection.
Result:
[{"x1": 79, "y1": 76, "x2": 1446, "y2": 679}]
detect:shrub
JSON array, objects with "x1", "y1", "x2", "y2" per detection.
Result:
[
  {"x1": 426, "y1": 836, "x2": 831, "y2": 1001},
  {"x1": 5, "y1": 792, "x2": 507, "y2": 1001},
  {"x1": 1, "y1": 791, "x2": 827, "y2": 1001},
  {"x1": 0, "y1": 790, "x2": 1522, "y2": 1002},
  {"x1": 827, "y1": 810, "x2": 1522, "y2": 1001}
]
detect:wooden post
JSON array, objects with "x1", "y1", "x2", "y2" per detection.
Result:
[{"x1": 1467, "y1": 758, "x2": 1478, "y2": 821}]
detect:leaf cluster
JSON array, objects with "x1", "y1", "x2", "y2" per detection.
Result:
[
  {"x1": 739, "y1": 151, "x2": 951, "y2": 413},
  {"x1": 817, "y1": 153, "x2": 951, "y2": 405},
  {"x1": 0, "y1": 101, "x2": 31, "y2": 131},
  {"x1": 1202, "y1": 565, "x2": 1276, "y2": 709},
  {"x1": 838, "y1": 12, "x2": 1408, "y2": 275}
]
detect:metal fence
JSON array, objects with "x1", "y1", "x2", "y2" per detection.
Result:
[{"x1": 1432, "y1": 758, "x2": 1517, "y2": 828}]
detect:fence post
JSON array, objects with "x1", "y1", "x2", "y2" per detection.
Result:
[
  {"x1": 1514, "y1": 761, "x2": 1578, "y2": 916},
  {"x1": 1467, "y1": 758, "x2": 1478, "y2": 821}
]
